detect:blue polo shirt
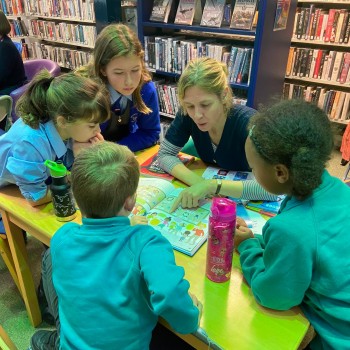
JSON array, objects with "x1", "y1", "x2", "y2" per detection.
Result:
[{"x1": 0, "y1": 119, "x2": 73, "y2": 201}]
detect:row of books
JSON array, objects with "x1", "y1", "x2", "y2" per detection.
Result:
[
  {"x1": 283, "y1": 83, "x2": 350, "y2": 122},
  {"x1": 9, "y1": 18, "x2": 28, "y2": 37},
  {"x1": 155, "y1": 80, "x2": 179, "y2": 117},
  {"x1": 150, "y1": 0, "x2": 258, "y2": 31},
  {"x1": 1, "y1": 0, "x2": 95, "y2": 22},
  {"x1": 29, "y1": 19, "x2": 96, "y2": 47},
  {"x1": 31, "y1": 41, "x2": 92, "y2": 69},
  {"x1": 285, "y1": 47, "x2": 350, "y2": 85},
  {"x1": 293, "y1": 6, "x2": 350, "y2": 44},
  {"x1": 144, "y1": 35, "x2": 253, "y2": 85}
]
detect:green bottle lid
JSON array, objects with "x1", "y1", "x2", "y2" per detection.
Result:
[{"x1": 44, "y1": 160, "x2": 67, "y2": 177}]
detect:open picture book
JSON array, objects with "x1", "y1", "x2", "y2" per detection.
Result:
[{"x1": 131, "y1": 178, "x2": 210, "y2": 256}]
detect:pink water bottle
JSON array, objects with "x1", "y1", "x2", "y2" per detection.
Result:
[{"x1": 206, "y1": 197, "x2": 236, "y2": 283}]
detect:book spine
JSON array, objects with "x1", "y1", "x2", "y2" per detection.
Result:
[
  {"x1": 329, "y1": 10, "x2": 340, "y2": 43},
  {"x1": 340, "y1": 53, "x2": 350, "y2": 84},
  {"x1": 339, "y1": 11, "x2": 349, "y2": 44},
  {"x1": 343, "y1": 14, "x2": 350, "y2": 44},
  {"x1": 310, "y1": 8, "x2": 320, "y2": 40},
  {"x1": 324, "y1": 9, "x2": 336, "y2": 42},
  {"x1": 313, "y1": 49, "x2": 324, "y2": 79}
]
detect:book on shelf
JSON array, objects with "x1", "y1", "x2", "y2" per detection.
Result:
[
  {"x1": 230, "y1": 0, "x2": 258, "y2": 30},
  {"x1": 174, "y1": 0, "x2": 202, "y2": 25},
  {"x1": 132, "y1": 178, "x2": 211, "y2": 256},
  {"x1": 200, "y1": 0, "x2": 225, "y2": 28},
  {"x1": 149, "y1": 0, "x2": 174, "y2": 23},
  {"x1": 140, "y1": 152, "x2": 195, "y2": 181}
]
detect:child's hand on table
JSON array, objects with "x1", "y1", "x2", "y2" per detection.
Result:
[
  {"x1": 130, "y1": 215, "x2": 148, "y2": 226},
  {"x1": 189, "y1": 292, "x2": 203, "y2": 324},
  {"x1": 235, "y1": 224, "x2": 254, "y2": 250}
]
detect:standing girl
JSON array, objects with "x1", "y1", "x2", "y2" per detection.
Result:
[
  {"x1": 0, "y1": 70, "x2": 110, "y2": 206},
  {"x1": 235, "y1": 99, "x2": 350, "y2": 350},
  {"x1": 77, "y1": 24, "x2": 160, "y2": 152}
]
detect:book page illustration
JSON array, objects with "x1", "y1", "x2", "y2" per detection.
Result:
[
  {"x1": 132, "y1": 178, "x2": 175, "y2": 215},
  {"x1": 147, "y1": 188, "x2": 211, "y2": 255}
]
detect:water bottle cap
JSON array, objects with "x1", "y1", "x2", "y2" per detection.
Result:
[
  {"x1": 44, "y1": 160, "x2": 67, "y2": 177},
  {"x1": 210, "y1": 197, "x2": 236, "y2": 222}
]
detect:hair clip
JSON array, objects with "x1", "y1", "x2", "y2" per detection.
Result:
[{"x1": 248, "y1": 125, "x2": 256, "y2": 137}]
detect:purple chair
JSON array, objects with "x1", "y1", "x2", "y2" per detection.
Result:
[
  {"x1": 0, "y1": 95, "x2": 13, "y2": 135},
  {"x1": 9, "y1": 59, "x2": 61, "y2": 122}
]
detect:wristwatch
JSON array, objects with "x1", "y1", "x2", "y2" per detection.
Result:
[{"x1": 215, "y1": 178, "x2": 222, "y2": 196}]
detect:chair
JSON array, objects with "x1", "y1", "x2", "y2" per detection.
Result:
[
  {"x1": 13, "y1": 41, "x2": 22, "y2": 54},
  {"x1": 0, "y1": 95, "x2": 13, "y2": 135},
  {"x1": 9, "y1": 59, "x2": 61, "y2": 122}
]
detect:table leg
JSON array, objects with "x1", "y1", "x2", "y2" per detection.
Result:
[{"x1": 0, "y1": 210, "x2": 42, "y2": 327}]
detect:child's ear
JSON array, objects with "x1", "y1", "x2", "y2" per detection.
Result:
[
  {"x1": 100, "y1": 68, "x2": 107, "y2": 77},
  {"x1": 125, "y1": 194, "x2": 136, "y2": 212},
  {"x1": 274, "y1": 164, "x2": 289, "y2": 184},
  {"x1": 56, "y1": 115, "x2": 68, "y2": 128}
]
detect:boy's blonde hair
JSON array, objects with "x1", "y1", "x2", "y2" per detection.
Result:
[
  {"x1": 71, "y1": 142, "x2": 140, "y2": 218},
  {"x1": 92, "y1": 23, "x2": 152, "y2": 115},
  {"x1": 177, "y1": 57, "x2": 233, "y2": 115}
]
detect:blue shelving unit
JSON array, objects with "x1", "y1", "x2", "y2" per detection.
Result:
[{"x1": 137, "y1": 0, "x2": 298, "y2": 109}]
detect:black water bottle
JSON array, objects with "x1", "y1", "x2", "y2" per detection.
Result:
[{"x1": 44, "y1": 160, "x2": 77, "y2": 222}]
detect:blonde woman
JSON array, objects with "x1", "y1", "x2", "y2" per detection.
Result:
[{"x1": 157, "y1": 57, "x2": 277, "y2": 210}]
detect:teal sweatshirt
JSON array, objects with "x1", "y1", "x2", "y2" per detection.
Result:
[
  {"x1": 238, "y1": 170, "x2": 350, "y2": 350},
  {"x1": 51, "y1": 216, "x2": 199, "y2": 350}
]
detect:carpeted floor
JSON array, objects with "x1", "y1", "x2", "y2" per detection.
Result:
[{"x1": 0, "y1": 148, "x2": 347, "y2": 350}]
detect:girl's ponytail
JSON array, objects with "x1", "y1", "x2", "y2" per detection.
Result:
[{"x1": 16, "y1": 70, "x2": 55, "y2": 128}]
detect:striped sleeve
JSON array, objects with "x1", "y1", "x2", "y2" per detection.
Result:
[
  {"x1": 241, "y1": 181, "x2": 279, "y2": 201},
  {"x1": 157, "y1": 139, "x2": 183, "y2": 173}
]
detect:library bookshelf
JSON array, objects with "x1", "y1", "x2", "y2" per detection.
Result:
[
  {"x1": 137, "y1": 0, "x2": 298, "y2": 121},
  {"x1": 284, "y1": 0, "x2": 350, "y2": 124},
  {"x1": 1, "y1": 0, "x2": 121, "y2": 69}
]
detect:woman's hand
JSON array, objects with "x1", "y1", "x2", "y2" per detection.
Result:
[
  {"x1": 130, "y1": 215, "x2": 148, "y2": 226},
  {"x1": 170, "y1": 180, "x2": 214, "y2": 212}
]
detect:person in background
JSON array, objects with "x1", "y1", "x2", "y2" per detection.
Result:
[
  {"x1": 0, "y1": 10, "x2": 26, "y2": 129},
  {"x1": 0, "y1": 70, "x2": 110, "y2": 206},
  {"x1": 235, "y1": 99, "x2": 350, "y2": 350},
  {"x1": 157, "y1": 57, "x2": 277, "y2": 211},
  {"x1": 76, "y1": 23, "x2": 160, "y2": 152},
  {"x1": 29, "y1": 141, "x2": 202, "y2": 350}
]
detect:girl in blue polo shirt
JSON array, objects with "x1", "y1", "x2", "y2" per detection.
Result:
[
  {"x1": 0, "y1": 70, "x2": 110, "y2": 206},
  {"x1": 76, "y1": 23, "x2": 160, "y2": 152}
]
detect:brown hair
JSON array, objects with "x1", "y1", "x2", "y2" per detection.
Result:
[
  {"x1": 91, "y1": 23, "x2": 152, "y2": 114},
  {"x1": 71, "y1": 141, "x2": 140, "y2": 218},
  {"x1": 0, "y1": 10, "x2": 11, "y2": 36},
  {"x1": 16, "y1": 70, "x2": 110, "y2": 128}
]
